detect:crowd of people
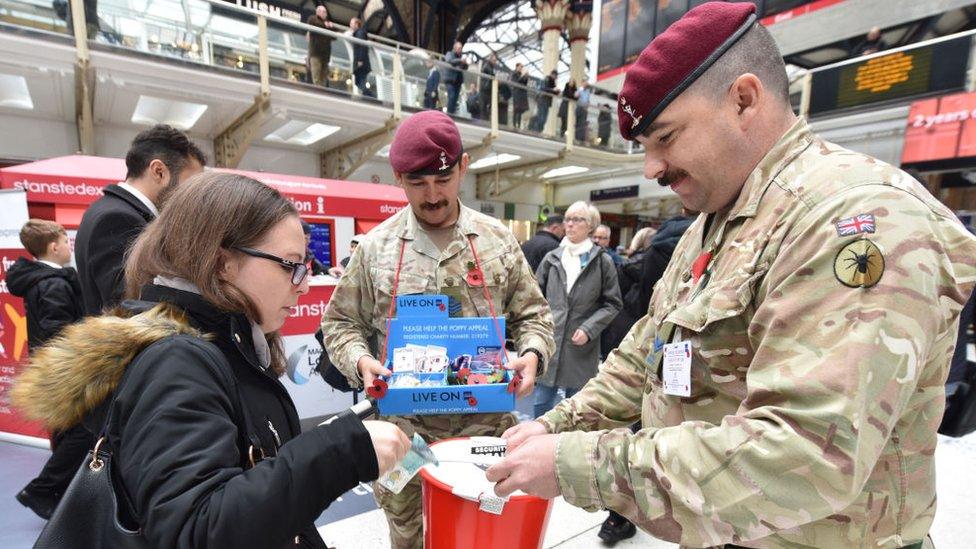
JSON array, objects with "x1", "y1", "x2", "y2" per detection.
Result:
[
  {"x1": 6, "y1": 3, "x2": 976, "y2": 549},
  {"x1": 300, "y1": 4, "x2": 613, "y2": 146}
]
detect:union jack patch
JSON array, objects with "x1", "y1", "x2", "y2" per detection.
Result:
[{"x1": 835, "y1": 214, "x2": 876, "y2": 237}]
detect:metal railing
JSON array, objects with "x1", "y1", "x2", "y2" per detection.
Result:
[{"x1": 0, "y1": 0, "x2": 633, "y2": 153}]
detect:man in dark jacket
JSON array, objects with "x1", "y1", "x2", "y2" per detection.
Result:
[
  {"x1": 599, "y1": 212, "x2": 693, "y2": 544},
  {"x1": 306, "y1": 5, "x2": 335, "y2": 86},
  {"x1": 350, "y1": 17, "x2": 374, "y2": 97},
  {"x1": 9, "y1": 219, "x2": 87, "y2": 520},
  {"x1": 479, "y1": 53, "x2": 498, "y2": 120},
  {"x1": 520, "y1": 214, "x2": 564, "y2": 272},
  {"x1": 635, "y1": 214, "x2": 694, "y2": 314},
  {"x1": 75, "y1": 124, "x2": 205, "y2": 316},
  {"x1": 512, "y1": 63, "x2": 530, "y2": 128},
  {"x1": 424, "y1": 59, "x2": 440, "y2": 109},
  {"x1": 444, "y1": 41, "x2": 468, "y2": 114},
  {"x1": 598, "y1": 104, "x2": 613, "y2": 148},
  {"x1": 531, "y1": 70, "x2": 558, "y2": 131},
  {"x1": 465, "y1": 83, "x2": 481, "y2": 119}
]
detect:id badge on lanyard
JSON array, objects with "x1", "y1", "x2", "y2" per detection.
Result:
[
  {"x1": 645, "y1": 324, "x2": 692, "y2": 397},
  {"x1": 661, "y1": 327, "x2": 691, "y2": 397},
  {"x1": 644, "y1": 249, "x2": 712, "y2": 397}
]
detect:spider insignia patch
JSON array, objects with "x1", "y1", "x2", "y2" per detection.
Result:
[{"x1": 833, "y1": 239, "x2": 884, "y2": 289}]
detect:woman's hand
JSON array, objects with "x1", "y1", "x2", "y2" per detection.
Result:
[
  {"x1": 363, "y1": 421, "x2": 410, "y2": 475},
  {"x1": 571, "y1": 329, "x2": 589, "y2": 346}
]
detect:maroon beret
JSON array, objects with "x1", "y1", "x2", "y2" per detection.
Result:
[
  {"x1": 389, "y1": 110, "x2": 463, "y2": 175},
  {"x1": 618, "y1": 1, "x2": 757, "y2": 140}
]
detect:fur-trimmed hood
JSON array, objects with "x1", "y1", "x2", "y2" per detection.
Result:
[{"x1": 11, "y1": 304, "x2": 203, "y2": 432}]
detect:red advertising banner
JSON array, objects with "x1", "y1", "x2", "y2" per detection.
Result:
[
  {"x1": 0, "y1": 248, "x2": 47, "y2": 439},
  {"x1": 902, "y1": 91, "x2": 976, "y2": 165},
  {"x1": 0, "y1": 156, "x2": 407, "y2": 221},
  {"x1": 280, "y1": 284, "x2": 336, "y2": 337}
]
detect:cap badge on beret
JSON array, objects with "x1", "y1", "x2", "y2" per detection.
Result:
[
  {"x1": 619, "y1": 97, "x2": 642, "y2": 130},
  {"x1": 439, "y1": 151, "x2": 450, "y2": 171}
]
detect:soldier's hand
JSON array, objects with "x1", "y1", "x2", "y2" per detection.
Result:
[
  {"x1": 362, "y1": 420, "x2": 410, "y2": 476},
  {"x1": 357, "y1": 355, "x2": 391, "y2": 388},
  {"x1": 505, "y1": 353, "x2": 538, "y2": 399},
  {"x1": 501, "y1": 420, "x2": 548, "y2": 452},
  {"x1": 571, "y1": 329, "x2": 589, "y2": 345},
  {"x1": 486, "y1": 434, "x2": 559, "y2": 499}
]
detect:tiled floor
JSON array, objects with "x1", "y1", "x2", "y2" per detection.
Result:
[{"x1": 3, "y1": 431, "x2": 975, "y2": 548}]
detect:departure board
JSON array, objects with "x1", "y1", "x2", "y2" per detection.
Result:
[
  {"x1": 309, "y1": 222, "x2": 332, "y2": 267},
  {"x1": 808, "y1": 35, "x2": 971, "y2": 116}
]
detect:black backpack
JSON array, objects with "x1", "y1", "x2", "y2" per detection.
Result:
[{"x1": 313, "y1": 328, "x2": 356, "y2": 392}]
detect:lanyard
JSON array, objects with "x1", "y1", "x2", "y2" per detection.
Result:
[{"x1": 380, "y1": 234, "x2": 508, "y2": 366}]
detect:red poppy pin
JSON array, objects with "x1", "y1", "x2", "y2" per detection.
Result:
[
  {"x1": 466, "y1": 267, "x2": 484, "y2": 287},
  {"x1": 467, "y1": 374, "x2": 489, "y2": 385},
  {"x1": 691, "y1": 252, "x2": 712, "y2": 284}
]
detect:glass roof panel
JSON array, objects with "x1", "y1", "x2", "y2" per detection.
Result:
[{"x1": 466, "y1": 0, "x2": 573, "y2": 80}]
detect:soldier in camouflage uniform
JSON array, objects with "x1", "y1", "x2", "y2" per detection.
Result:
[
  {"x1": 487, "y1": 4, "x2": 976, "y2": 548},
  {"x1": 320, "y1": 110, "x2": 554, "y2": 548}
]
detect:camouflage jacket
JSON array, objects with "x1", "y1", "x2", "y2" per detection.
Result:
[
  {"x1": 321, "y1": 201, "x2": 554, "y2": 388},
  {"x1": 540, "y1": 119, "x2": 976, "y2": 548}
]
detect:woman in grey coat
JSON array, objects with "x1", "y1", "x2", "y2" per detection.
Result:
[{"x1": 534, "y1": 201, "x2": 622, "y2": 417}]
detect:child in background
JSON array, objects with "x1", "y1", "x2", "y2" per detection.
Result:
[{"x1": 7, "y1": 218, "x2": 88, "y2": 519}]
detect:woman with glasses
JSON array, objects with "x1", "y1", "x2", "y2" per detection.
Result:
[
  {"x1": 533, "y1": 200, "x2": 622, "y2": 418},
  {"x1": 14, "y1": 172, "x2": 409, "y2": 548}
]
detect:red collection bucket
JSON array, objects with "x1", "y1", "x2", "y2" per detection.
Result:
[{"x1": 419, "y1": 437, "x2": 554, "y2": 549}]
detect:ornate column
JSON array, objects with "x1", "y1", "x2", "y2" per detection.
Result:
[
  {"x1": 535, "y1": 0, "x2": 570, "y2": 136},
  {"x1": 534, "y1": 0, "x2": 570, "y2": 77},
  {"x1": 565, "y1": 3, "x2": 592, "y2": 85}
]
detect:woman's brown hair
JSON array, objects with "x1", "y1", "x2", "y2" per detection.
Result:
[{"x1": 125, "y1": 172, "x2": 298, "y2": 375}]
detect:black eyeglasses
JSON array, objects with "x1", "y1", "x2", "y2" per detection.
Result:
[{"x1": 234, "y1": 246, "x2": 311, "y2": 285}]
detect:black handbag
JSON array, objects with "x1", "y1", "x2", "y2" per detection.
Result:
[
  {"x1": 33, "y1": 435, "x2": 148, "y2": 549},
  {"x1": 33, "y1": 343, "x2": 263, "y2": 548}
]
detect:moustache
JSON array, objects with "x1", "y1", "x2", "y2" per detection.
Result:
[
  {"x1": 658, "y1": 169, "x2": 689, "y2": 188},
  {"x1": 421, "y1": 200, "x2": 449, "y2": 210}
]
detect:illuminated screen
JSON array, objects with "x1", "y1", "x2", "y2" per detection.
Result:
[
  {"x1": 809, "y1": 35, "x2": 970, "y2": 116},
  {"x1": 308, "y1": 223, "x2": 332, "y2": 267}
]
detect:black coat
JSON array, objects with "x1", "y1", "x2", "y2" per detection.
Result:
[
  {"x1": 352, "y1": 27, "x2": 371, "y2": 75},
  {"x1": 466, "y1": 91, "x2": 481, "y2": 117},
  {"x1": 5, "y1": 257, "x2": 83, "y2": 348},
  {"x1": 520, "y1": 229, "x2": 561, "y2": 272},
  {"x1": 425, "y1": 67, "x2": 441, "y2": 107},
  {"x1": 512, "y1": 72, "x2": 529, "y2": 111},
  {"x1": 75, "y1": 184, "x2": 155, "y2": 316},
  {"x1": 539, "y1": 75, "x2": 557, "y2": 108},
  {"x1": 601, "y1": 216, "x2": 693, "y2": 356},
  {"x1": 480, "y1": 60, "x2": 496, "y2": 94},
  {"x1": 107, "y1": 285, "x2": 378, "y2": 548}
]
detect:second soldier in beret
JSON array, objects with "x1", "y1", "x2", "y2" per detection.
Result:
[
  {"x1": 320, "y1": 110, "x2": 554, "y2": 548},
  {"x1": 487, "y1": 3, "x2": 976, "y2": 548}
]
